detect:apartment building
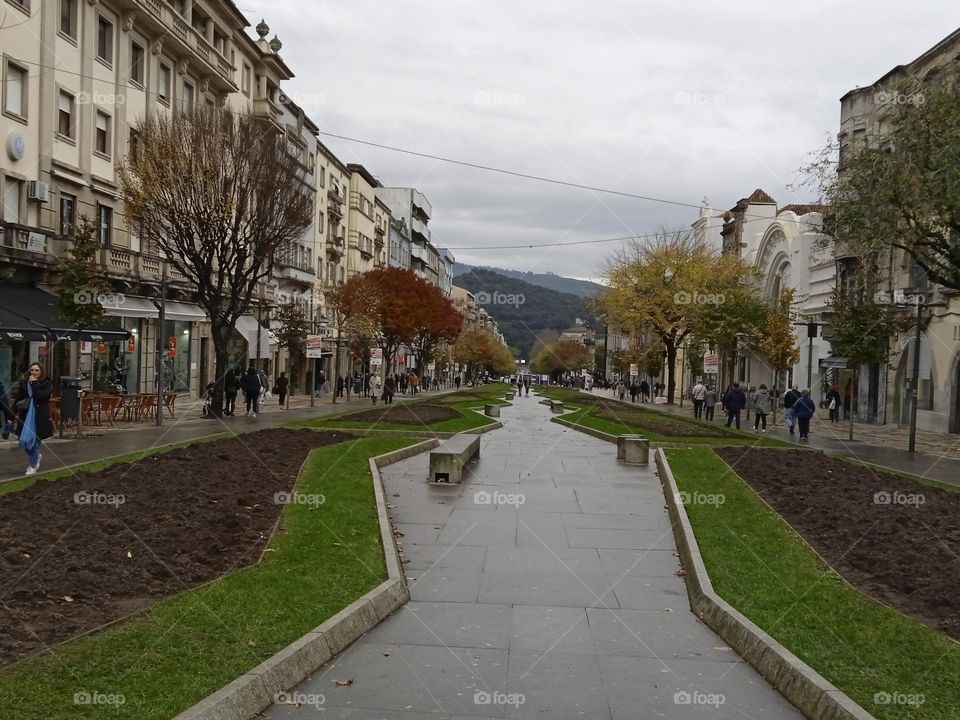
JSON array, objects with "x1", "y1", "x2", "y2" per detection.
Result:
[
  {"x1": 387, "y1": 216, "x2": 411, "y2": 270},
  {"x1": 0, "y1": 1, "x2": 296, "y2": 395},
  {"x1": 437, "y1": 248, "x2": 455, "y2": 298},
  {"x1": 837, "y1": 28, "x2": 960, "y2": 432},
  {"x1": 376, "y1": 186, "x2": 438, "y2": 284},
  {"x1": 345, "y1": 163, "x2": 378, "y2": 278}
]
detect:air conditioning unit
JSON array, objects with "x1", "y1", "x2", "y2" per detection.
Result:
[{"x1": 27, "y1": 181, "x2": 49, "y2": 203}]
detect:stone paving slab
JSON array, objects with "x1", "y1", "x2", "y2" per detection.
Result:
[{"x1": 262, "y1": 395, "x2": 804, "y2": 720}]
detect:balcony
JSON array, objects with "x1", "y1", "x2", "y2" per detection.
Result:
[
  {"x1": 327, "y1": 187, "x2": 345, "y2": 205},
  {"x1": 253, "y1": 96, "x2": 284, "y2": 131},
  {"x1": 134, "y1": 0, "x2": 237, "y2": 91},
  {"x1": 98, "y1": 247, "x2": 190, "y2": 284},
  {"x1": 1, "y1": 223, "x2": 57, "y2": 270},
  {"x1": 274, "y1": 245, "x2": 315, "y2": 287}
]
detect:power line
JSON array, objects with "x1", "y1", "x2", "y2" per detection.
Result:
[{"x1": 442, "y1": 229, "x2": 728, "y2": 251}]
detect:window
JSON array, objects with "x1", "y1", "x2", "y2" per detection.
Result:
[
  {"x1": 183, "y1": 81, "x2": 194, "y2": 108},
  {"x1": 317, "y1": 211, "x2": 323, "y2": 234},
  {"x1": 96, "y1": 204, "x2": 112, "y2": 247},
  {"x1": 158, "y1": 64, "x2": 171, "y2": 103},
  {"x1": 318, "y1": 165, "x2": 325, "y2": 188},
  {"x1": 241, "y1": 63, "x2": 251, "y2": 96},
  {"x1": 3, "y1": 177, "x2": 23, "y2": 224},
  {"x1": 59, "y1": 0, "x2": 78, "y2": 38},
  {"x1": 95, "y1": 111, "x2": 111, "y2": 156},
  {"x1": 3, "y1": 60, "x2": 27, "y2": 119},
  {"x1": 57, "y1": 90, "x2": 74, "y2": 138},
  {"x1": 6, "y1": 0, "x2": 29, "y2": 14},
  {"x1": 97, "y1": 16, "x2": 114, "y2": 64},
  {"x1": 59, "y1": 193, "x2": 76, "y2": 236},
  {"x1": 131, "y1": 42, "x2": 145, "y2": 85},
  {"x1": 128, "y1": 129, "x2": 140, "y2": 161}
]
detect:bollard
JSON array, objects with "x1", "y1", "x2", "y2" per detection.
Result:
[
  {"x1": 550, "y1": 401, "x2": 565, "y2": 414},
  {"x1": 485, "y1": 404, "x2": 501, "y2": 418},
  {"x1": 506, "y1": 392, "x2": 515, "y2": 401},
  {"x1": 620, "y1": 435, "x2": 650, "y2": 465}
]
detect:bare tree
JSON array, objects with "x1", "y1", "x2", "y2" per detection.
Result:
[{"x1": 119, "y1": 108, "x2": 313, "y2": 416}]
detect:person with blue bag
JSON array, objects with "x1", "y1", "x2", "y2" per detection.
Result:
[{"x1": 12, "y1": 362, "x2": 54, "y2": 475}]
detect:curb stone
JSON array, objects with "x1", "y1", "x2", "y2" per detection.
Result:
[
  {"x1": 655, "y1": 448, "x2": 876, "y2": 720},
  {"x1": 172, "y1": 438, "x2": 440, "y2": 720}
]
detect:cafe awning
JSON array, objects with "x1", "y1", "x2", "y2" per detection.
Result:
[
  {"x1": 103, "y1": 297, "x2": 207, "y2": 322},
  {"x1": 0, "y1": 283, "x2": 131, "y2": 342},
  {"x1": 234, "y1": 315, "x2": 271, "y2": 358}
]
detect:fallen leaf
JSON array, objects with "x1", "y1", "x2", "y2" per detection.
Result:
[
  {"x1": 383, "y1": 650, "x2": 391, "y2": 656},
  {"x1": 63, "y1": 596, "x2": 74, "y2": 603},
  {"x1": 248, "y1": 640, "x2": 257, "y2": 647},
  {"x1": 126, "y1": 551, "x2": 133, "y2": 558},
  {"x1": 335, "y1": 678, "x2": 353, "y2": 687}
]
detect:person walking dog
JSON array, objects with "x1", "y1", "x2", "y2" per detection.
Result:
[{"x1": 12, "y1": 362, "x2": 53, "y2": 475}]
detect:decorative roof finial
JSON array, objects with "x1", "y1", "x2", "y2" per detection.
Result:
[
  {"x1": 256, "y1": 19, "x2": 269, "y2": 39},
  {"x1": 269, "y1": 35, "x2": 282, "y2": 53}
]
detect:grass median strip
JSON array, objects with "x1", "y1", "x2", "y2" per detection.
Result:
[
  {"x1": 0, "y1": 435, "x2": 417, "y2": 720},
  {"x1": 666, "y1": 447, "x2": 960, "y2": 720}
]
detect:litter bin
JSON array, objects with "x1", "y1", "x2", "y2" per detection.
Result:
[{"x1": 60, "y1": 377, "x2": 82, "y2": 420}]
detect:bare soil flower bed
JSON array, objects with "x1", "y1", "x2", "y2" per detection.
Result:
[
  {"x1": 592, "y1": 404, "x2": 730, "y2": 437},
  {"x1": 338, "y1": 403, "x2": 461, "y2": 425},
  {"x1": 0, "y1": 428, "x2": 351, "y2": 666},
  {"x1": 716, "y1": 447, "x2": 960, "y2": 640}
]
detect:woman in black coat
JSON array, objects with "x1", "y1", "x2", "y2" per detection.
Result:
[{"x1": 13, "y1": 362, "x2": 53, "y2": 475}]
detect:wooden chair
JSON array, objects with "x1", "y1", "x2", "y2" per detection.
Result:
[
  {"x1": 164, "y1": 392, "x2": 177, "y2": 419},
  {"x1": 99, "y1": 396, "x2": 121, "y2": 427}
]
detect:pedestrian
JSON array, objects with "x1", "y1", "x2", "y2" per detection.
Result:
[
  {"x1": 752, "y1": 383, "x2": 771, "y2": 432},
  {"x1": 383, "y1": 374, "x2": 395, "y2": 404},
  {"x1": 828, "y1": 384, "x2": 842, "y2": 423},
  {"x1": 630, "y1": 381, "x2": 638, "y2": 403},
  {"x1": 640, "y1": 379, "x2": 650, "y2": 403},
  {"x1": 794, "y1": 389, "x2": 816, "y2": 440},
  {"x1": 316, "y1": 370, "x2": 326, "y2": 397},
  {"x1": 241, "y1": 364, "x2": 261, "y2": 416},
  {"x1": 409, "y1": 370, "x2": 420, "y2": 395},
  {"x1": 843, "y1": 378, "x2": 853, "y2": 419},
  {"x1": 224, "y1": 368, "x2": 240, "y2": 416},
  {"x1": 523, "y1": 376, "x2": 530, "y2": 396},
  {"x1": 258, "y1": 367, "x2": 270, "y2": 405},
  {"x1": 783, "y1": 384, "x2": 800, "y2": 435},
  {"x1": 353, "y1": 371, "x2": 362, "y2": 396},
  {"x1": 618, "y1": 381, "x2": 627, "y2": 401},
  {"x1": 704, "y1": 385, "x2": 717, "y2": 421},
  {"x1": 723, "y1": 381, "x2": 747, "y2": 430},
  {"x1": 455, "y1": 375, "x2": 461, "y2": 390},
  {"x1": 691, "y1": 379, "x2": 707, "y2": 420},
  {"x1": 11, "y1": 362, "x2": 53, "y2": 475},
  {"x1": 374, "y1": 373, "x2": 382, "y2": 401},
  {"x1": 276, "y1": 371, "x2": 289, "y2": 407}
]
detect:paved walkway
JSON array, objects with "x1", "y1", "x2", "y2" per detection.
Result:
[
  {"x1": 0, "y1": 388, "x2": 451, "y2": 482},
  {"x1": 264, "y1": 395, "x2": 803, "y2": 719},
  {"x1": 592, "y1": 390, "x2": 960, "y2": 487}
]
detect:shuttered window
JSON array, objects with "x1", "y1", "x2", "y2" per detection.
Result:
[
  {"x1": 95, "y1": 111, "x2": 110, "y2": 155},
  {"x1": 57, "y1": 90, "x2": 74, "y2": 137},
  {"x1": 3, "y1": 179, "x2": 22, "y2": 224},
  {"x1": 3, "y1": 62, "x2": 26, "y2": 118}
]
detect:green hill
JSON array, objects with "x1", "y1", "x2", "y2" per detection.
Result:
[
  {"x1": 454, "y1": 263, "x2": 605, "y2": 298},
  {"x1": 453, "y1": 268, "x2": 592, "y2": 358}
]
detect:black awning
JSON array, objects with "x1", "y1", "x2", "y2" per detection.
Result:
[{"x1": 0, "y1": 283, "x2": 131, "y2": 342}]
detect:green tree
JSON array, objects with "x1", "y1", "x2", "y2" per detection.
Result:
[
  {"x1": 274, "y1": 301, "x2": 310, "y2": 395},
  {"x1": 56, "y1": 217, "x2": 112, "y2": 328},
  {"x1": 755, "y1": 288, "x2": 801, "y2": 422}
]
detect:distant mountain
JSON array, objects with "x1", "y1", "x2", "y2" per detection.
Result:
[
  {"x1": 453, "y1": 268, "x2": 593, "y2": 358},
  {"x1": 453, "y1": 263, "x2": 605, "y2": 299}
]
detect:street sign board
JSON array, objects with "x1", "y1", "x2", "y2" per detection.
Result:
[
  {"x1": 820, "y1": 357, "x2": 848, "y2": 369},
  {"x1": 629, "y1": 363, "x2": 638, "y2": 375},
  {"x1": 370, "y1": 348, "x2": 383, "y2": 360},
  {"x1": 305, "y1": 335, "x2": 324, "y2": 358},
  {"x1": 703, "y1": 353, "x2": 719, "y2": 372}
]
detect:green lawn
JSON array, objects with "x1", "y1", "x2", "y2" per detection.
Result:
[
  {"x1": 667, "y1": 448, "x2": 960, "y2": 720},
  {"x1": 0, "y1": 435, "x2": 416, "y2": 720},
  {"x1": 539, "y1": 387, "x2": 790, "y2": 447}
]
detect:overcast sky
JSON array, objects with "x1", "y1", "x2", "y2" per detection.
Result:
[{"x1": 242, "y1": 0, "x2": 955, "y2": 281}]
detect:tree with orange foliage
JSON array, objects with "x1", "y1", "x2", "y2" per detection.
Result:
[
  {"x1": 411, "y1": 288, "x2": 463, "y2": 374},
  {"x1": 364, "y1": 267, "x2": 426, "y2": 372}
]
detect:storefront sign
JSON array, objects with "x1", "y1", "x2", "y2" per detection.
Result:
[{"x1": 127, "y1": 337, "x2": 136, "y2": 353}]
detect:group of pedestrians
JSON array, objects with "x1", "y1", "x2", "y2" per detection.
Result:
[{"x1": 513, "y1": 376, "x2": 532, "y2": 396}]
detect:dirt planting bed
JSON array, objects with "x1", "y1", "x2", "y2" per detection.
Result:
[
  {"x1": 0, "y1": 428, "x2": 352, "y2": 666},
  {"x1": 592, "y1": 404, "x2": 730, "y2": 437},
  {"x1": 338, "y1": 403, "x2": 461, "y2": 426},
  {"x1": 716, "y1": 447, "x2": 960, "y2": 641}
]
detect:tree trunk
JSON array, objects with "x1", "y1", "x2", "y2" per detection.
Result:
[
  {"x1": 330, "y1": 336, "x2": 341, "y2": 404},
  {"x1": 209, "y1": 324, "x2": 231, "y2": 418},
  {"x1": 666, "y1": 342, "x2": 677, "y2": 404}
]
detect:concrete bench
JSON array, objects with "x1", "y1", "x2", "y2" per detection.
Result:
[
  {"x1": 429, "y1": 434, "x2": 481, "y2": 483},
  {"x1": 617, "y1": 434, "x2": 650, "y2": 465},
  {"x1": 550, "y1": 401, "x2": 565, "y2": 414},
  {"x1": 484, "y1": 404, "x2": 500, "y2": 418},
  {"x1": 505, "y1": 391, "x2": 515, "y2": 400}
]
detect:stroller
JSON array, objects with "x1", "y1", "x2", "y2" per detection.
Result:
[{"x1": 201, "y1": 381, "x2": 216, "y2": 417}]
